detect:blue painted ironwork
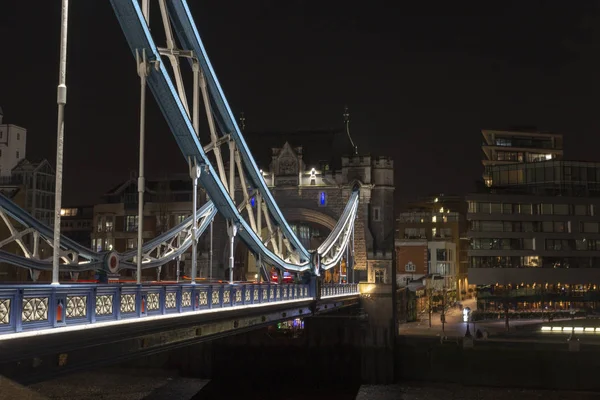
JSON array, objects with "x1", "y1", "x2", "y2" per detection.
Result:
[
  {"x1": 320, "y1": 283, "x2": 359, "y2": 299},
  {"x1": 0, "y1": 282, "x2": 314, "y2": 336},
  {"x1": 0, "y1": 281, "x2": 359, "y2": 337},
  {"x1": 0, "y1": 192, "x2": 216, "y2": 273},
  {"x1": 108, "y1": 0, "x2": 360, "y2": 274}
]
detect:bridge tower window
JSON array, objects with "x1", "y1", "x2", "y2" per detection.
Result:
[{"x1": 318, "y1": 191, "x2": 327, "y2": 207}]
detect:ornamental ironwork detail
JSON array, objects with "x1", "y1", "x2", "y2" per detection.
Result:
[
  {"x1": 96, "y1": 295, "x2": 113, "y2": 316},
  {"x1": 182, "y1": 291, "x2": 192, "y2": 307},
  {"x1": 199, "y1": 291, "x2": 208, "y2": 306},
  {"x1": 147, "y1": 293, "x2": 160, "y2": 311},
  {"x1": 165, "y1": 292, "x2": 177, "y2": 309},
  {"x1": 0, "y1": 299, "x2": 10, "y2": 324},
  {"x1": 22, "y1": 297, "x2": 48, "y2": 322},
  {"x1": 121, "y1": 294, "x2": 136, "y2": 313},
  {"x1": 66, "y1": 295, "x2": 87, "y2": 318}
]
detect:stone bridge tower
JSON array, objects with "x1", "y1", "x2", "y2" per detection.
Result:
[{"x1": 208, "y1": 141, "x2": 394, "y2": 285}]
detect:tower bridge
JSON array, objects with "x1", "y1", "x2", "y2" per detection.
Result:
[{"x1": 0, "y1": 0, "x2": 395, "y2": 384}]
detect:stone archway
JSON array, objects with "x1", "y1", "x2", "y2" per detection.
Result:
[{"x1": 228, "y1": 208, "x2": 338, "y2": 281}]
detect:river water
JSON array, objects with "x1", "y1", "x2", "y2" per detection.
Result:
[{"x1": 194, "y1": 380, "x2": 599, "y2": 400}]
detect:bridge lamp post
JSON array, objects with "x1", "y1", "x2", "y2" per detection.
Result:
[{"x1": 52, "y1": 0, "x2": 70, "y2": 285}]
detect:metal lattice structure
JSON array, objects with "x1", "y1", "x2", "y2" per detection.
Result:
[
  {"x1": 0, "y1": 192, "x2": 217, "y2": 276},
  {"x1": 109, "y1": 0, "x2": 360, "y2": 276},
  {"x1": 0, "y1": 0, "x2": 359, "y2": 282}
]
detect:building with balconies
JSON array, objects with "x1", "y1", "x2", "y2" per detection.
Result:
[
  {"x1": 469, "y1": 129, "x2": 600, "y2": 313},
  {"x1": 396, "y1": 196, "x2": 469, "y2": 298},
  {"x1": 481, "y1": 128, "x2": 563, "y2": 187}
]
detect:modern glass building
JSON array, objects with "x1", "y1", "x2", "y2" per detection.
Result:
[{"x1": 468, "y1": 129, "x2": 600, "y2": 313}]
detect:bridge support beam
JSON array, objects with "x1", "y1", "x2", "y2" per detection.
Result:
[
  {"x1": 190, "y1": 160, "x2": 201, "y2": 284},
  {"x1": 227, "y1": 221, "x2": 238, "y2": 284},
  {"x1": 135, "y1": 48, "x2": 150, "y2": 285}
]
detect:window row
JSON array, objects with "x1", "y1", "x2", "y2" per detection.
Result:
[
  {"x1": 470, "y1": 238, "x2": 600, "y2": 252},
  {"x1": 470, "y1": 255, "x2": 600, "y2": 269},
  {"x1": 403, "y1": 227, "x2": 453, "y2": 239},
  {"x1": 470, "y1": 220, "x2": 600, "y2": 234},
  {"x1": 96, "y1": 214, "x2": 190, "y2": 233},
  {"x1": 469, "y1": 201, "x2": 591, "y2": 216},
  {"x1": 92, "y1": 237, "x2": 136, "y2": 252},
  {"x1": 471, "y1": 238, "x2": 534, "y2": 251}
]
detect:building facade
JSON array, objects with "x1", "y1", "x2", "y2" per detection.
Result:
[
  {"x1": 396, "y1": 195, "x2": 469, "y2": 298},
  {"x1": 92, "y1": 142, "x2": 395, "y2": 284},
  {"x1": 0, "y1": 108, "x2": 27, "y2": 178},
  {"x1": 0, "y1": 159, "x2": 56, "y2": 281},
  {"x1": 219, "y1": 142, "x2": 394, "y2": 284},
  {"x1": 481, "y1": 128, "x2": 563, "y2": 187},
  {"x1": 469, "y1": 129, "x2": 600, "y2": 312},
  {"x1": 60, "y1": 206, "x2": 93, "y2": 249},
  {"x1": 92, "y1": 175, "x2": 203, "y2": 280}
]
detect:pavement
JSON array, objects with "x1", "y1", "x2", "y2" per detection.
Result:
[{"x1": 398, "y1": 298, "x2": 600, "y2": 345}]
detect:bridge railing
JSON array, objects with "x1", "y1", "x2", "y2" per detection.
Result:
[
  {"x1": 0, "y1": 283, "x2": 311, "y2": 336},
  {"x1": 320, "y1": 283, "x2": 359, "y2": 298}
]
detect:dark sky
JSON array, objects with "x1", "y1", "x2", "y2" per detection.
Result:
[{"x1": 2, "y1": 1, "x2": 600, "y2": 206}]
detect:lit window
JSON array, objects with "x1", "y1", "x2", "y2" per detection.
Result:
[
  {"x1": 375, "y1": 269, "x2": 385, "y2": 283},
  {"x1": 318, "y1": 192, "x2": 327, "y2": 207},
  {"x1": 432, "y1": 215, "x2": 437, "y2": 223},
  {"x1": 125, "y1": 215, "x2": 138, "y2": 232},
  {"x1": 105, "y1": 218, "x2": 113, "y2": 232}
]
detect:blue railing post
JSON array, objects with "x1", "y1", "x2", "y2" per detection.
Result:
[
  {"x1": 15, "y1": 289, "x2": 23, "y2": 333},
  {"x1": 89, "y1": 286, "x2": 97, "y2": 324}
]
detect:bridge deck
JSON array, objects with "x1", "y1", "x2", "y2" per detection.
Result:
[
  {"x1": 0, "y1": 282, "x2": 359, "y2": 383},
  {"x1": 0, "y1": 282, "x2": 358, "y2": 339}
]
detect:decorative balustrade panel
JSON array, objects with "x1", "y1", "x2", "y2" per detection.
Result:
[
  {"x1": 319, "y1": 283, "x2": 359, "y2": 298},
  {"x1": 0, "y1": 281, "x2": 318, "y2": 336}
]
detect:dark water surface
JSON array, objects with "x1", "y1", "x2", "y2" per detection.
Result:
[
  {"x1": 193, "y1": 379, "x2": 361, "y2": 400},
  {"x1": 194, "y1": 380, "x2": 600, "y2": 400}
]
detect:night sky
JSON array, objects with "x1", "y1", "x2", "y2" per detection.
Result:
[{"x1": 1, "y1": 1, "x2": 600, "y2": 206}]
